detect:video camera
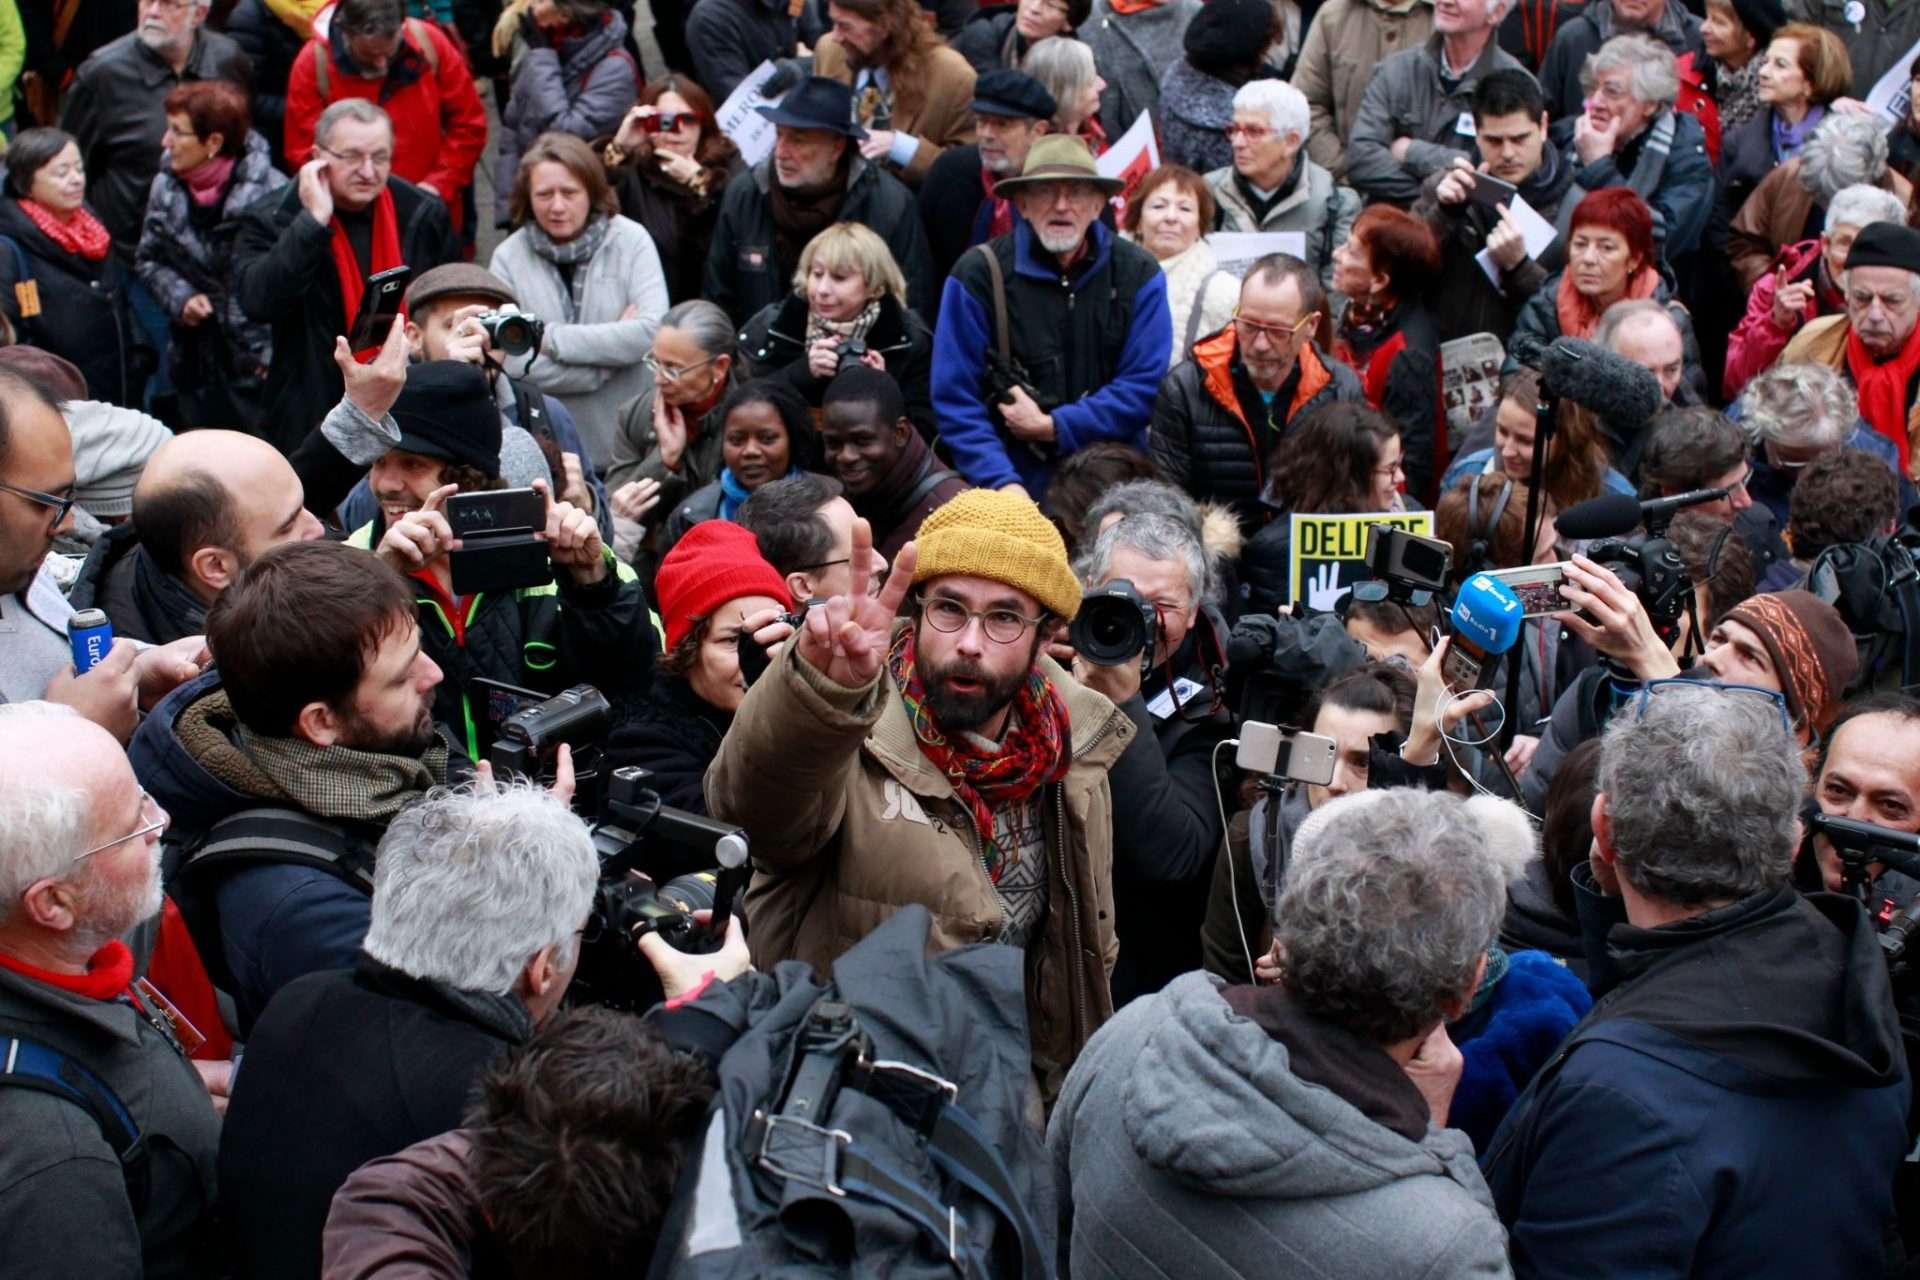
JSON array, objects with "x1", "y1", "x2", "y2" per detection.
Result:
[
  {"x1": 1362, "y1": 526, "x2": 1451, "y2": 604},
  {"x1": 485, "y1": 683, "x2": 752, "y2": 1011}
]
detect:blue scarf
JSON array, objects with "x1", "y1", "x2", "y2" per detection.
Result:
[
  {"x1": 718, "y1": 467, "x2": 754, "y2": 522},
  {"x1": 1772, "y1": 104, "x2": 1825, "y2": 164}
]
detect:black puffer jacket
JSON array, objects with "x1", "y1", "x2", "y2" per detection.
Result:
[
  {"x1": 68, "y1": 522, "x2": 205, "y2": 645},
  {"x1": 1149, "y1": 325, "x2": 1365, "y2": 528},
  {"x1": 951, "y1": 4, "x2": 1019, "y2": 71},
  {"x1": 738, "y1": 291, "x2": 936, "y2": 439}
]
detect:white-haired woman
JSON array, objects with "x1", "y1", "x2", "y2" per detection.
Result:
[
  {"x1": 1565, "y1": 33, "x2": 1716, "y2": 262},
  {"x1": 1023, "y1": 35, "x2": 1108, "y2": 154},
  {"x1": 1207, "y1": 78, "x2": 1358, "y2": 295},
  {"x1": 1724, "y1": 184, "x2": 1907, "y2": 396},
  {"x1": 1729, "y1": 111, "x2": 1913, "y2": 292},
  {"x1": 1739, "y1": 361, "x2": 1917, "y2": 528}
]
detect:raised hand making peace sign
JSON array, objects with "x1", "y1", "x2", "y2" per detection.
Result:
[{"x1": 797, "y1": 516, "x2": 917, "y2": 686}]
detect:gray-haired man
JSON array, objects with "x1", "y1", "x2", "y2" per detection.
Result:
[{"x1": 1483, "y1": 681, "x2": 1909, "y2": 1278}]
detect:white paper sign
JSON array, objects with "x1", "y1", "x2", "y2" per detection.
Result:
[
  {"x1": 1094, "y1": 110, "x2": 1161, "y2": 222},
  {"x1": 1203, "y1": 231, "x2": 1308, "y2": 279},
  {"x1": 1868, "y1": 39, "x2": 1920, "y2": 123},
  {"x1": 715, "y1": 60, "x2": 781, "y2": 168},
  {"x1": 1474, "y1": 191, "x2": 1559, "y2": 285}
]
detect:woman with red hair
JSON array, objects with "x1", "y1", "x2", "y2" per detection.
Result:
[
  {"x1": 1330, "y1": 205, "x2": 1446, "y2": 502},
  {"x1": 1507, "y1": 187, "x2": 1700, "y2": 390}
]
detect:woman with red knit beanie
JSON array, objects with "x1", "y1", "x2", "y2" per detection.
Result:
[{"x1": 606, "y1": 521, "x2": 792, "y2": 826}]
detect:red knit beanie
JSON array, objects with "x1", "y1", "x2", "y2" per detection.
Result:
[{"x1": 654, "y1": 522, "x2": 791, "y2": 652}]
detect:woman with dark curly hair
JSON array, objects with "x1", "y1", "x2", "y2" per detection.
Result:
[
  {"x1": 601, "y1": 74, "x2": 745, "y2": 304},
  {"x1": 663, "y1": 379, "x2": 822, "y2": 548}
]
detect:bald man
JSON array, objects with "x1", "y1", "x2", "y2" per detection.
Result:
[
  {"x1": 70, "y1": 430, "x2": 326, "y2": 646},
  {"x1": 0, "y1": 702, "x2": 222, "y2": 1275}
]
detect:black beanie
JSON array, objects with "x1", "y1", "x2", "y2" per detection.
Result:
[
  {"x1": 1845, "y1": 221, "x2": 1920, "y2": 276},
  {"x1": 389, "y1": 360, "x2": 503, "y2": 479},
  {"x1": 1184, "y1": 0, "x2": 1275, "y2": 75}
]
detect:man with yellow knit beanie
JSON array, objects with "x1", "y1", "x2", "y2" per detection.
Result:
[{"x1": 706, "y1": 488, "x2": 1135, "y2": 1096}]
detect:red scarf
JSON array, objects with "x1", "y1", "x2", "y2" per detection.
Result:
[
  {"x1": 980, "y1": 168, "x2": 1015, "y2": 241},
  {"x1": 886, "y1": 627, "x2": 1070, "y2": 874},
  {"x1": 18, "y1": 198, "x2": 110, "y2": 262},
  {"x1": 1847, "y1": 322, "x2": 1920, "y2": 474},
  {"x1": 0, "y1": 939, "x2": 134, "y2": 1001},
  {"x1": 331, "y1": 186, "x2": 405, "y2": 363},
  {"x1": 1554, "y1": 264, "x2": 1659, "y2": 341}
]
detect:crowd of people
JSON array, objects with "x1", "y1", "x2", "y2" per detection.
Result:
[{"x1": 6, "y1": 0, "x2": 1920, "y2": 1275}]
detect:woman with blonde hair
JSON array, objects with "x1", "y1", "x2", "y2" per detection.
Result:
[
  {"x1": 737, "y1": 220, "x2": 936, "y2": 436},
  {"x1": 1024, "y1": 35, "x2": 1107, "y2": 153}
]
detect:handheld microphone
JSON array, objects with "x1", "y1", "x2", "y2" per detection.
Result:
[
  {"x1": 1443, "y1": 574, "x2": 1524, "y2": 688},
  {"x1": 67, "y1": 608, "x2": 113, "y2": 675},
  {"x1": 1555, "y1": 488, "x2": 1732, "y2": 541}
]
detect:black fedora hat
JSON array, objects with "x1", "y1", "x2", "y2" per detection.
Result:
[{"x1": 754, "y1": 75, "x2": 868, "y2": 139}]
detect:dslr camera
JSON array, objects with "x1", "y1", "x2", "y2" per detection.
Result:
[
  {"x1": 476, "y1": 306, "x2": 546, "y2": 359},
  {"x1": 836, "y1": 337, "x2": 869, "y2": 374},
  {"x1": 1584, "y1": 532, "x2": 1692, "y2": 638},
  {"x1": 1071, "y1": 579, "x2": 1157, "y2": 675}
]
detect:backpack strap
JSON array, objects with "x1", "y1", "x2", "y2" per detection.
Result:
[
  {"x1": 313, "y1": 38, "x2": 330, "y2": 98},
  {"x1": 0, "y1": 1036, "x2": 151, "y2": 1214},
  {"x1": 406, "y1": 18, "x2": 440, "y2": 75},
  {"x1": 899, "y1": 461, "x2": 960, "y2": 515},
  {"x1": 181, "y1": 807, "x2": 378, "y2": 895},
  {"x1": 1184, "y1": 268, "x2": 1231, "y2": 352},
  {"x1": 971, "y1": 243, "x2": 1011, "y2": 364}
]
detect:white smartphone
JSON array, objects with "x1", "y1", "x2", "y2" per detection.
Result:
[
  {"x1": 1236, "y1": 723, "x2": 1338, "y2": 786},
  {"x1": 1484, "y1": 562, "x2": 1573, "y2": 618}
]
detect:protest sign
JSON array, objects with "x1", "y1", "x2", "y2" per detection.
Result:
[{"x1": 716, "y1": 60, "x2": 780, "y2": 166}]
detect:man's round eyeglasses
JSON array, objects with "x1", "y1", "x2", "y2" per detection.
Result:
[{"x1": 917, "y1": 594, "x2": 1045, "y2": 644}]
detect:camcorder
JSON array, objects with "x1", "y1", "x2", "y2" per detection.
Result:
[
  {"x1": 476, "y1": 307, "x2": 546, "y2": 359},
  {"x1": 447, "y1": 487, "x2": 551, "y2": 595},
  {"x1": 483, "y1": 682, "x2": 752, "y2": 1012},
  {"x1": 1072, "y1": 579, "x2": 1157, "y2": 676}
]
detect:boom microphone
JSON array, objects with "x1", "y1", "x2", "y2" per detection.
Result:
[
  {"x1": 1538, "y1": 337, "x2": 1665, "y2": 430},
  {"x1": 1555, "y1": 487, "x2": 1732, "y2": 540}
]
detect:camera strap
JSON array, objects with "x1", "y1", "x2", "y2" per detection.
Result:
[{"x1": 972, "y1": 244, "x2": 1012, "y2": 369}]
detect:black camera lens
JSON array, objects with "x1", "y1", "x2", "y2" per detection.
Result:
[{"x1": 1069, "y1": 580, "x2": 1155, "y2": 667}]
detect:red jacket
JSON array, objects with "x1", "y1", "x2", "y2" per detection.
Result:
[
  {"x1": 1723, "y1": 238, "x2": 1839, "y2": 399},
  {"x1": 1675, "y1": 52, "x2": 1722, "y2": 166},
  {"x1": 284, "y1": 19, "x2": 487, "y2": 231}
]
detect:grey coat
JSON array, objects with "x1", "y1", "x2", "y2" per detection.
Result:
[
  {"x1": 0, "y1": 964, "x2": 222, "y2": 1278},
  {"x1": 1346, "y1": 33, "x2": 1528, "y2": 205},
  {"x1": 1207, "y1": 160, "x2": 1359, "y2": 295},
  {"x1": 1049, "y1": 971, "x2": 1513, "y2": 1280},
  {"x1": 1084, "y1": 0, "x2": 1202, "y2": 141},
  {"x1": 487, "y1": 214, "x2": 670, "y2": 469}
]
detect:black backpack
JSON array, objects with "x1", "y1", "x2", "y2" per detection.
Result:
[{"x1": 644, "y1": 906, "x2": 1053, "y2": 1280}]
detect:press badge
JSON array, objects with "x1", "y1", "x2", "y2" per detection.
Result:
[
  {"x1": 1147, "y1": 677, "x2": 1207, "y2": 720},
  {"x1": 1457, "y1": 112, "x2": 1477, "y2": 138}
]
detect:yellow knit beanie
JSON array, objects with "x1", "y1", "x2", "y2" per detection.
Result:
[{"x1": 911, "y1": 489, "x2": 1082, "y2": 619}]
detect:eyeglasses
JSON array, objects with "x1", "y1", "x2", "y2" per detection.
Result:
[
  {"x1": 1632, "y1": 678, "x2": 1792, "y2": 735},
  {"x1": 917, "y1": 594, "x2": 1046, "y2": 644},
  {"x1": 643, "y1": 352, "x2": 720, "y2": 384},
  {"x1": 0, "y1": 477, "x2": 76, "y2": 529},
  {"x1": 72, "y1": 790, "x2": 169, "y2": 864},
  {"x1": 795, "y1": 557, "x2": 850, "y2": 572},
  {"x1": 315, "y1": 144, "x2": 393, "y2": 171},
  {"x1": 1233, "y1": 310, "x2": 1317, "y2": 347},
  {"x1": 1222, "y1": 123, "x2": 1274, "y2": 141}
]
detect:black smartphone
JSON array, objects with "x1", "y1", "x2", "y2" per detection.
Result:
[
  {"x1": 1466, "y1": 171, "x2": 1520, "y2": 210},
  {"x1": 348, "y1": 265, "x2": 412, "y2": 352},
  {"x1": 446, "y1": 486, "x2": 546, "y2": 536}
]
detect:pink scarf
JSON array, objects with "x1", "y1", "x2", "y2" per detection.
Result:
[{"x1": 183, "y1": 155, "x2": 238, "y2": 208}]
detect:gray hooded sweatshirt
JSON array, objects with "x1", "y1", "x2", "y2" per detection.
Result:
[{"x1": 1048, "y1": 970, "x2": 1513, "y2": 1279}]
